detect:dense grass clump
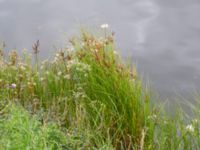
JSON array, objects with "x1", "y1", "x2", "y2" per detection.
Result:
[
  {"x1": 1, "y1": 30, "x2": 200, "y2": 149},
  {"x1": 0, "y1": 102, "x2": 67, "y2": 150}
]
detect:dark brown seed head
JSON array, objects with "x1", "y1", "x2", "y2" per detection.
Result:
[{"x1": 32, "y1": 40, "x2": 40, "y2": 54}]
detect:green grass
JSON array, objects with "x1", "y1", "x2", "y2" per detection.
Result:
[
  {"x1": 1, "y1": 30, "x2": 200, "y2": 149},
  {"x1": 0, "y1": 102, "x2": 68, "y2": 150}
]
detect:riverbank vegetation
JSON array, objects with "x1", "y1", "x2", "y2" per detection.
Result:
[{"x1": 1, "y1": 29, "x2": 200, "y2": 149}]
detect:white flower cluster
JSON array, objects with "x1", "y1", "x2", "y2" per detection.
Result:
[
  {"x1": 186, "y1": 124, "x2": 194, "y2": 133},
  {"x1": 64, "y1": 74, "x2": 70, "y2": 80},
  {"x1": 57, "y1": 71, "x2": 62, "y2": 76},
  {"x1": 192, "y1": 119, "x2": 198, "y2": 123},
  {"x1": 67, "y1": 59, "x2": 91, "y2": 76},
  {"x1": 147, "y1": 114, "x2": 157, "y2": 120},
  {"x1": 18, "y1": 63, "x2": 27, "y2": 71},
  {"x1": 52, "y1": 53, "x2": 62, "y2": 64},
  {"x1": 51, "y1": 52, "x2": 91, "y2": 81},
  {"x1": 72, "y1": 84, "x2": 87, "y2": 101},
  {"x1": 40, "y1": 59, "x2": 49, "y2": 70},
  {"x1": 101, "y1": 24, "x2": 109, "y2": 29}
]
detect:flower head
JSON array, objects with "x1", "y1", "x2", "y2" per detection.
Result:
[
  {"x1": 57, "y1": 71, "x2": 62, "y2": 76},
  {"x1": 101, "y1": 24, "x2": 109, "y2": 29},
  {"x1": 40, "y1": 77, "x2": 44, "y2": 82},
  {"x1": 11, "y1": 83, "x2": 17, "y2": 89},
  {"x1": 186, "y1": 124, "x2": 194, "y2": 133},
  {"x1": 64, "y1": 74, "x2": 70, "y2": 80},
  {"x1": 192, "y1": 119, "x2": 198, "y2": 123}
]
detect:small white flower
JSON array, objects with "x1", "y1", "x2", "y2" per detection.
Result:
[
  {"x1": 147, "y1": 114, "x2": 157, "y2": 121},
  {"x1": 101, "y1": 23, "x2": 109, "y2": 29},
  {"x1": 56, "y1": 53, "x2": 60, "y2": 57},
  {"x1": 46, "y1": 71, "x2": 49, "y2": 75},
  {"x1": 57, "y1": 71, "x2": 62, "y2": 76},
  {"x1": 114, "y1": 51, "x2": 118, "y2": 55},
  {"x1": 40, "y1": 65, "x2": 44, "y2": 70},
  {"x1": 81, "y1": 42, "x2": 85, "y2": 47},
  {"x1": 11, "y1": 83, "x2": 17, "y2": 88},
  {"x1": 164, "y1": 121, "x2": 168, "y2": 124},
  {"x1": 186, "y1": 124, "x2": 194, "y2": 132},
  {"x1": 193, "y1": 119, "x2": 198, "y2": 123},
  {"x1": 20, "y1": 65, "x2": 26, "y2": 71},
  {"x1": 64, "y1": 74, "x2": 70, "y2": 80},
  {"x1": 40, "y1": 77, "x2": 44, "y2": 82}
]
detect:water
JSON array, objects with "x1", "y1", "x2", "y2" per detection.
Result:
[{"x1": 1, "y1": 0, "x2": 200, "y2": 98}]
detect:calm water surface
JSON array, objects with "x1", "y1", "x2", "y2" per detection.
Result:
[{"x1": 1, "y1": 0, "x2": 200, "y2": 98}]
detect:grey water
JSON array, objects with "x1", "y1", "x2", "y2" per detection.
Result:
[{"x1": 1, "y1": 0, "x2": 200, "y2": 98}]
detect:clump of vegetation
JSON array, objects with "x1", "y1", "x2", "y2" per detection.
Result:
[
  {"x1": 0, "y1": 102, "x2": 67, "y2": 150},
  {"x1": 1, "y1": 27, "x2": 200, "y2": 149}
]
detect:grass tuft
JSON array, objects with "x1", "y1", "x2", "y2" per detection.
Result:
[{"x1": 0, "y1": 30, "x2": 200, "y2": 149}]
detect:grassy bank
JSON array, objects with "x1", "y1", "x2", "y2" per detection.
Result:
[{"x1": 0, "y1": 30, "x2": 200, "y2": 149}]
